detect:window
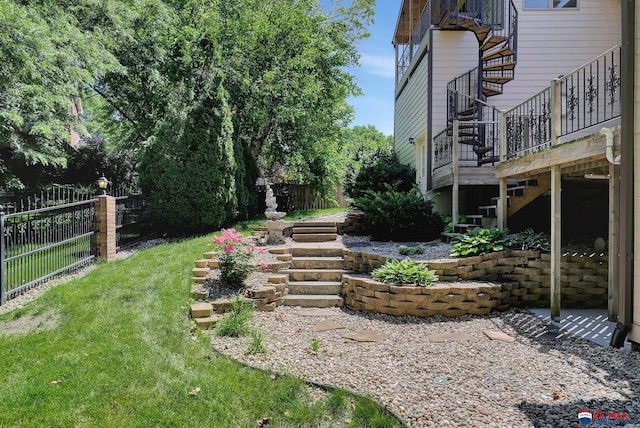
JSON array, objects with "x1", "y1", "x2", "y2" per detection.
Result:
[{"x1": 524, "y1": 0, "x2": 577, "y2": 9}]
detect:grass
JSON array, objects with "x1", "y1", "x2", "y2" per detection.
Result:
[{"x1": 0, "y1": 208, "x2": 402, "y2": 428}]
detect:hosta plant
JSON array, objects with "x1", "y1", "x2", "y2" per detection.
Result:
[
  {"x1": 450, "y1": 227, "x2": 510, "y2": 258},
  {"x1": 372, "y1": 258, "x2": 439, "y2": 287}
]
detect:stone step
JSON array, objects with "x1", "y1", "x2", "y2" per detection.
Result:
[
  {"x1": 283, "y1": 294, "x2": 344, "y2": 308},
  {"x1": 281, "y1": 268, "x2": 349, "y2": 282},
  {"x1": 192, "y1": 267, "x2": 210, "y2": 278},
  {"x1": 194, "y1": 259, "x2": 210, "y2": 268},
  {"x1": 292, "y1": 221, "x2": 336, "y2": 228},
  {"x1": 290, "y1": 246, "x2": 344, "y2": 257},
  {"x1": 292, "y1": 233, "x2": 338, "y2": 242},
  {"x1": 292, "y1": 226, "x2": 337, "y2": 234},
  {"x1": 288, "y1": 281, "x2": 343, "y2": 295},
  {"x1": 290, "y1": 257, "x2": 345, "y2": 270},
  {"x1": 268, "y1": 247, "x2": 290, "y2": 255}
]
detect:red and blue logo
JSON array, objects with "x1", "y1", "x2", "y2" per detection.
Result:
[
  {"x1": 578, "y1": 410, "x2": 593, "y2": 426},
  {"x1": 578, "y1": 409, "x2": 630, "y2": 426}
]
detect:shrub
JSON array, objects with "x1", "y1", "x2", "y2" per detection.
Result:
[
  {"x1": 354, "y1": 186, "x2": 444, "y2": 241},
  {"x1": 450, "y1": 227, "x2": 510, "y2": 257},
  {"x1": 372, "y1": 258, "x2": 439, "y2": 287},
  {"x1": 212, "y1": 228, "x2": 266, "y2": 287},
  {"x1": 345, "y1": 151, "x2": 415, "y2": 201}
]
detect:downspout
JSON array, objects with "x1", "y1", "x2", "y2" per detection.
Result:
[
  {"x1": 611, "y1": 0, "x2": 634, "y2": 348},
  {"x1": 599, "y1": 127, "x2": 621, "y2": 165},
  {"x1": 427, "y1": 25, "x2": 434, "y2": 191}
]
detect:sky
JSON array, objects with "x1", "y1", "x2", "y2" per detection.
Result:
[{"x1": 323, "y1": 1, "x2": 398, "y2": 137}]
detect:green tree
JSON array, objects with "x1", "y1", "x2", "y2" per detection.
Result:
[
  {"x1": 0, "y1": 0, "x2": 119, "y2": 189},
  {"x1": 339, "y1": 125, "x2": 393, "y2": 186},
  {"x1": 219, "y1": 0, "x2": 374, "y2": 196}
]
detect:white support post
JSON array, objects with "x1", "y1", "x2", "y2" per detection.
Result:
[
  {"x1": 550, "y1": 166, "x2": 562, "y2": 321},
  {"x1": 609, "y1": 163, "x2": 620, "y2": 321},
  {"x1": 452, "y1": 120, "x2": 459, "y2": 226}
]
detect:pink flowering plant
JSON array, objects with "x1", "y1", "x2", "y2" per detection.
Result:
[{"x1": 212, "y1": 228, "x2": 266, "y2": 286}]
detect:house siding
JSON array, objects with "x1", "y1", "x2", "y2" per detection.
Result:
[
  {"x1": 394, "y1": 44, "x2": 430, "y2": 169},
  {"x1": 431, "y1": 31, "x2": 478, "y2": 137},
  {"x1": 490, "y1": 0, "x2": 622, "y2": 111}
]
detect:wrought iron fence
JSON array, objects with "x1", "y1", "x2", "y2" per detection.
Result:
[
  {"x1": 557, "y1": 46, "x2": 621, "y2": 137},
  {"x1": 506, "y1": 46, "x2": 621, "y2": 159},
  {"x1": 0, "y1": 199, "x2": 96, "y2": 304},
  {"x1": 1, "y1": 186, "x2": 95, "y2": 215},
  {"x1": 115, "y1": 194, "x2": 151, "y2": 250},
  {"x1": 505, "y1": 88, "x2": 552, "y2": 159}
]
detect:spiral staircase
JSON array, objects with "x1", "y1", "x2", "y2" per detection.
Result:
[{"x1": 438, "y1": 0, "x2": 518, "y2": 165}]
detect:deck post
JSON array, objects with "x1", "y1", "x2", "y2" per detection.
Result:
[
  {"x1": 452, "y1": 120, "x2": 459, "y2": 225},
  {"x1": 550, "y1": 166, "x2": 562, "y2": 321},
  {"x1": 497, "y1": 177, "x2": 507, "y2": 230},
  {"x1": 609, "y1": 163, "x2": 620, "y2": 321}
]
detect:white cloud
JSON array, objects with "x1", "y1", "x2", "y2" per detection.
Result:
[{"x1": 359, "y1": 53, "x2": 396, "y2": 78}]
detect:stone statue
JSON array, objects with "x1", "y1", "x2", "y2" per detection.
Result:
[{"x1": 265, "y1": 184, "x2": 278, "y2": 212}]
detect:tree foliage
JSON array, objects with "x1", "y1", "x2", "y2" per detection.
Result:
[
  {"x1": 0, "y1": 0, "x2": 119, "y2": 189},
  {"x1": 1, "y1": 0, "x2": 375, "y2": 232}
]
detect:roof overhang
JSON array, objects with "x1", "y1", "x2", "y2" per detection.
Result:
[{"x1": 393, "y1": 0, "x2": 430, "y2": 46}]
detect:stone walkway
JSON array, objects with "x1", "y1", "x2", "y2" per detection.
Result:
[{"x1": 211, "y1": 306, "x2": 640, "y2": 427}]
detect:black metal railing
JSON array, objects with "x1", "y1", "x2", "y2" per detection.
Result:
[
  {"x1": 0, "y1": 199, "x2": 96, "y2": 304},
  {"x1": 505, "y1": 88, "x2": 552, "y2": 159},
  {"x1": 433, "y1": 126, "x2": 453, "y2": 170},
  {"x1": 437, "y1": 0, "x2": 505, "y2": 29},
  {"x1": 115, "y1": 194, "x2": 151, "y2": 250},
  {"x1": 1, "y1": 186, "x2": 95, "y2": 215},
  {"x1": 447, "y1": 68, "x2": 479, "y2": 122},
  {"x1": 397, "y1": 0, "x2": 433, "y2": 82},
  {"x1": 557, "y1": 46, "x2": 621, "y2": 137},
  {"x1": 506, "y1": 46, "x2": 621, "y2": 160}
]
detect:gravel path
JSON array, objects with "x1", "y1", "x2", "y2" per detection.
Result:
[{"x1": 211, "y1": 307, "x2": 640, "y2": 427}]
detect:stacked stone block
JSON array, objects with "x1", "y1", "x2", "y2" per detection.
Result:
[
  {"x1": 338, "y1": 210, "x2": 368, "y2": 235},
  {"x1": 342, "y1": 249, "x2": 608, "y2": 310},
  {"x1": 342, "y1": 275, "x2": 507, "y2": 317}
]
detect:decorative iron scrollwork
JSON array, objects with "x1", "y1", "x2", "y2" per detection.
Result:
[
  {"x1": 586, "y1": 75, "x2": 598, "y2": 113},
  {"x1": 607, "y1": 63, "x2": 620, "y2": 106}
]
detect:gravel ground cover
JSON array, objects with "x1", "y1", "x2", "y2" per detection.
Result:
[{"x1": 211, "y1": 307, "x2": 640, "y2": 428}]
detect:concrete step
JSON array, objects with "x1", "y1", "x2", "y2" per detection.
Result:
[
  {"x1": 283, "y1": 294, "x2": 344, "y2": 308},
  {"x1": 292, "y1": 233, "x2": 338, "y2": 242},
  {"x1": 290, "y1": 246, "x2": 344, "y2": 257},
  {"x1": 290, "y1": 257, "x2": 345, "y2": 270},
  {"x1": 292, "y1": 226, "x2": 337, "y2": 234},
  {"x1": 281, "y1": 268, "x2": 349, "y2": 282},
  {"x1": 288, "y1": 281, "x2": 343, "y2": 295},
  {"x1": 292, "y1": 221, "x2": 336, "y2": 228}
]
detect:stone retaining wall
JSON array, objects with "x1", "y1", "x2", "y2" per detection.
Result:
[
  {"x1": 343, "y1": 249, "x2": 608, "y2": 310},
  {"x1": 343, "y1": 275, "x2": 512, "y2": 317}
]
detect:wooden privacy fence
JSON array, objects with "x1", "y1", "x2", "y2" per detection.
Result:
[{"x1": 257, "y1": 184, "x2": 347, "y2": 212}]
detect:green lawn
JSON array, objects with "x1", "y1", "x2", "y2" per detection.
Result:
[{"x1": 0, "y1": 209, "x2": 401, "y2": 428}]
